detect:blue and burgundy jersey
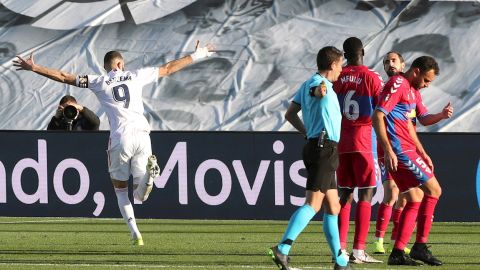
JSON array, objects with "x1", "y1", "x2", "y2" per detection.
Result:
[
  {"x1": 376, "y1": 74, "x2": 418, "y2": 154},
  {"x1": 333, "y1": 65, "x2": 384, "y2": 153},
  {"x1": 411, "y1": 89, "x2": 429, "y2": 128}
]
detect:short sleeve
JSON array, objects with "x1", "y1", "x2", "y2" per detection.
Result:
[
  {"x1": 376, "y1": 76, "x2": 404, "y2": 115},
  {"x1": 307, "y1": 76, "x2": 324, "y2": 98},
  {"x1": 415, "y1": 91, "x2": 429, "y2": 118},
  {"x1": 371, "y1": 71, "x2": 384, "y2": 106},
  {"x1": 308, "y1": 76, "x2": 321, "y2": 89},
  {"x1": 292, "y1": 86, "x2": 302, "y2": 105},
  {"x1": 135, "y1": 67, "x2": 159, "y2": 85}
]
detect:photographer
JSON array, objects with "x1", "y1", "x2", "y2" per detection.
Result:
[{"x1": 47, "y1": 95, "x2": 100, "y2": 131}]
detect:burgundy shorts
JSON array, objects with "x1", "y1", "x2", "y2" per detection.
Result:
[
  {"x1": 378, "y1": 150, "x2": 435, "y2": 192},
  {"x1": 337, "y1": 152, "x2": 380, "y2": 189}
]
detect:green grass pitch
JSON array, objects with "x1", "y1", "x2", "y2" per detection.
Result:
[{"x1": 0, "y1": 217, "x2": 478, "y2": 269}]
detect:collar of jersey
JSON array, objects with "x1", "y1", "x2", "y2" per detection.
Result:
[{"x1": 314, "y1": 72, "x2": 332, "y2": 87}]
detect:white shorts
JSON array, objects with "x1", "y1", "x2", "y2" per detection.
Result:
[{"x1": 107, "y1": 130, "x2": 152, "y2": 181}]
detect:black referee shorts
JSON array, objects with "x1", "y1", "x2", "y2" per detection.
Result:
[{"x1": 302, "y1": 138, "x2": 339, "y2": 193}]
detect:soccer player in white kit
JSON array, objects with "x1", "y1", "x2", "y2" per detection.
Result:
[{"x1": 13, "y1": 43, "x2": 214, "y2": 245}]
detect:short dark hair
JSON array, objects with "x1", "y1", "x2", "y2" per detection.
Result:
[
  {"x1": 317, "y1": 46, "x2": 343, "y2": 71},
  {"x1": 59, "y1": 95, "x2": 76, "y2": 105},
  {"x1": 104, "y1": 51, "x2": 123, "y2": 67},
  {"x1": 386, "y1": 51, "x2": 405, "y2": 63},
  {"x1": 343, "y1": 37, "x2": 363, "y2": 60},
  {"x1": 411, "y1": 56, "x2": 439, "y2": 75}
]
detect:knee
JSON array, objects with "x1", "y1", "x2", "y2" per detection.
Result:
[
  {"x1": 306, "y1": 202, "x2": 321, "y2": 213},
  {"x1": 330, "y1": 203, "x2": 341, "y2": 215},
  {"x1": 385, "y1": 188, "x2": 399, "y2": 205},
  {"x1": 339, "y1": 189, "x2": 353, "y2": 203},
  {"x1": 431, "y1": 185, "x2": 442, "y2": 198},
  {"x1": 358, "y1": 188, "x2": 374, "y2": 202},
  {"x1": 112, "y1": 179, "x2": 128, "y2": 189},
  {"x1": 383, "y1": 197, "x2": 397, "y2": 206},
  {"x1": 395, "y1": 196, "x2": 407, "y2": 209},
  {"x1": 424, "y1": 179, "x2": 442, "y2": 198},
  {"x1": 324, "y1": 201, "x2": 341, "y2": 215},
  {"x1": 382, "y1": 180, "x2": 399, "y2": 205}
]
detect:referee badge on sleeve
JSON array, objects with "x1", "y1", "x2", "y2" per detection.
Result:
[
  {"x1": 309, "y1": 81, "x2": 327, "y2": 97},
  {"x1": 320, "y1": 81, "x2": 327, "y2": 93}
]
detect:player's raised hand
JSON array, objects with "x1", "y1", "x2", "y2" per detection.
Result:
[
  {"x1": 191, "y1": 40, "x2": 215, "y2": 61},
  {"x1": 204, "y1": 43, "x2": 215, "y2": 55},
  {"x1": 13, "y1": 52, "x2": 35, "y2": 71},
  {"x1": 442, "y1": 102, "x2": 453, "y2": 119}
]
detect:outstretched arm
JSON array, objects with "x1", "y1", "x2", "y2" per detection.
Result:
[
  {"x1": 13, "y1": 53, "x2": 77, "y2": 86},
  {"x1": 418, "y1": 102, "x2": 453, "y2": 126},
  {"x1": 158, "y1": 42, "x2": 215, "y2": 77}
]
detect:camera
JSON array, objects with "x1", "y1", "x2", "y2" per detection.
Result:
[{"x1": 63, "y1": 105, "x2": 79, "y2": 121}]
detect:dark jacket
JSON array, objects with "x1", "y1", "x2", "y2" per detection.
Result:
[{"x1": 47, "y1": 106, "x2": 100, "y2": 131}]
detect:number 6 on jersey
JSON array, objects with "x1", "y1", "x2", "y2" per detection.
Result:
[{"x1": 343, "y1": 90, "x2": 359, "y2": 120}]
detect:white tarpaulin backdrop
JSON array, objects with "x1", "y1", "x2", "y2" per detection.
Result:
[{"x1": 0, "y1": 0, "x2": 479, "y2": 132}]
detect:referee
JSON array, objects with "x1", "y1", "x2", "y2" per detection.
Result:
[{"x1": 268, "y1": 46, "x2": 353, "y2": 270}]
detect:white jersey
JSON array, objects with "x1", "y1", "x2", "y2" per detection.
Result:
[{"x1": 76, "y1": 67, "x2": 159, "y2": 143}]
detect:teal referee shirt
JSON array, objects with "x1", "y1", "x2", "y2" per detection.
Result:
[{"x1": 293, "y1": 73, "x2": 342, "y2": 142}]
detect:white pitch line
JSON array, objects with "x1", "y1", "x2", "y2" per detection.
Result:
[
  {"x1": 0, "y1": 218, "x2": 120, "y2": 224},
  {"x1": 0, "y1": 219, "x2": 77, "y2": 224},
  {"x1": 0, "y1": 263, "x2": 291, "y2": 269},
  {"x1": 0, "y1": 262, "x2": 404, "y2": 270}
]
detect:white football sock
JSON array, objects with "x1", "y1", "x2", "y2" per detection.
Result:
[
  {"x1": 133, "y1": 174, "x2": 153, "y2": 202},
  {"x1": 115, "y1": 187, "x2": 141, "y2": 239}
]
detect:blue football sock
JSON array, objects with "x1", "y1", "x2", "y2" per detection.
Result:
[
  {"x1": 323, "y1": 213, "x2": 348, "y2": 267},
  {"x1": 278, "y1": 204, "x2": 316, "y2": 255}
]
